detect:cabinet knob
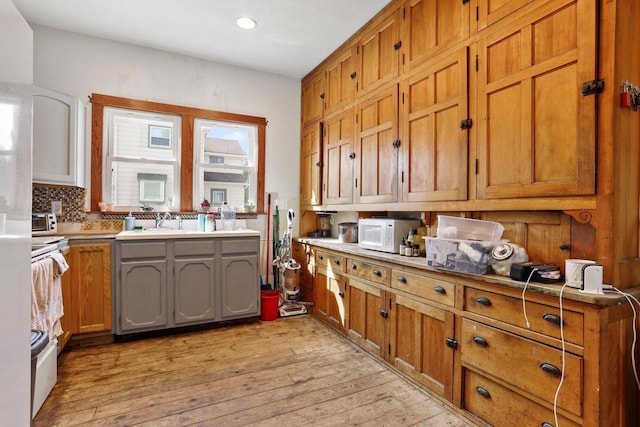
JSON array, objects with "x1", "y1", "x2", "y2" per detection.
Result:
[
  {"x1": 349, "y1": 152, "x2": 356, "y2": 159},
  {"x1": 373, "y1": 270, "x2": 381, "y2": 277},
  {"x1": 338, "y1": 290, "x2": 345, "y2": 298},
  {"x1": 434, "y1": 285, "x2": 446, "y2": 294},
  {"x1": 396, "y1": 276, "x2": 407, "y2": 284},
  {"x1": 541, "y1": 423, "x2": 555, "y2": 427},
  {"x1": 540, "y1": 362, "x2": 562, "y2": 376},
  {"x1": 475, "y1": 386, "x2": 491, "y2": 398},
  {"x1": 472, "y1": 336, "x2": 488, "y2": 347},
  {"x1": 475, "y1": 296, "x2": 492, "y2": 307},
  {"x1": 380, "y1": 309, "x2": 388, "y2": 318},
  {"x1": 319, "y1": 254, "x2": 324, "y2": 260},
  {"x1": 333, "y1": 258, "x2": 340, "y2": 265},
  {"x1": 542, "y1": 313, "x2": 563, "y2": 327},
  {"x1": 351, "y1": 263, "x2": 357, "y2": 270}
]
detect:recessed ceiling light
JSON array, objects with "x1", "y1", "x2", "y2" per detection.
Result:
[{"x1": 236, "y1": 17, "x2": 257, "y2": 30}]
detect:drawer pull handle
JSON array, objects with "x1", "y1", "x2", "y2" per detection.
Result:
[
  {"x1": 397, "y1": 276, "x2": 407, "y2": 284},
  {"x1": 319, "y1": 254, "x2": 324, "y2": 260},
  {"x1": 472, "y1": 336, "x2": 488, "y2": 347},
  {"x1": 476, "y1": 296, "x2": 492, "y2": 306},
  {"x1": 540, "y1": 363, "x2": 562, "y2": 376},
  {"x1": 334, "y1": 259, "x2": 340, "y2": 265},
  {"x1": 475, "y1": 386, "x2": 491, "y2": 398},
  {"x1": 373, "y1": 270, "x2": 382, "y2": 276},
  {"x1": 380, "y1": 309, "x2": 388, "y2": 318},
  {"x1": 338, "y1": 291, "x2": 345, "y2": 298},
  {"x1": 351, "y1": 263, "x2": 357, "y2": 270},
  {"x1": 541, "y1": 423, "x2": 555, "y2": 427},
  {"x1": 434, "y1": 285, "x2": 446, "y2": 294},
  {"x1": 542, "y1": 313, "x2": 563, "y2": 326}
]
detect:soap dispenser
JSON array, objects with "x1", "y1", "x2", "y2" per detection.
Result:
[{"x1": 125, "y1": 212, "x2": 136, "y2": 231}]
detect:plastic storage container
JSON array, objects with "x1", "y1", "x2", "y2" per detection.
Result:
[
  {"x1": 436, "y1": 215, "x2": 504, "y2": 242},
  {"x1": 425, "y1": 236, "x2": 495, "y2": 274}
]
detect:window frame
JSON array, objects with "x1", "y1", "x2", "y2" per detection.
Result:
[{"x1": 91, "y1": 93, "x2": 266, "y2": 213}]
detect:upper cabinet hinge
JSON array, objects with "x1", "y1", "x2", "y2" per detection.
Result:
[
  {"x1": 462, "y1": 0, "x2": 470, "y2": 3},
  {"x1": 401, "y1": 170, "x2": 404, "y2": 183},
  {"x1": 476, "y1": 6, "x2": 479, "y2": 21},
  {"x1": 475, "y1": 55, "x2": 479, "y2": 72},
  {"x1": 356, "y1": 45, "x2": 360, "y2": 56},
  {"x1": 460, "y1": 118, "x2": 473, "y2": 130},
  {"x1": 475, "y1": 159, "x2": 479, "y2": 175},
  {"x1": 581, "y1": 79, "x2": 605, "y2": 96},
  {"x1": 445, "y1": 337, "x2": 458, "y2": 349},
  {"x1": 355, "y1": 113, "x2": 359, "y2": 124},
  {"x1": 394, "y1": 41, "x2": 402, "y2": 51},
  {"x1": 402, "y1": 7, "x2": 406, "y2": 19},
  {"x1": 402, "y1": 92, "x2": 405, "y2": 104}
]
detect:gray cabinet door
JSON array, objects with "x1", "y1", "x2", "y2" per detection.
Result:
[
  {"x1": 119, "y1": 259, "x2": 168, "y2": 332},
  {"x1": 174, "y1": 257, "x2": 216, "y2": 326},
  {"x1": 220, "y1": 253, "x2": 259, "y2": 319}
]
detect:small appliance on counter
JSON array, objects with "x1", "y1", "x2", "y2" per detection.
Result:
[
  {"x1": 32, "y1": 213, "x2": 57, "y2": 236},
  {"x1": 308, "y1": 211, "x2": 336, "y2": 238},
  {"x1": 337, "y1": 222, "x2": 358, "y2": 243},
  {"x1": 358, "y1": 218, "x2": 420, "y2": 253}
]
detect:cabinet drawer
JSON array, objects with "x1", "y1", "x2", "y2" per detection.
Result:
[
  {"x1": 315, "y1": 250, "x2": 345, "y2": 273},
  {"x1": 461, "y1": 319, "x2": 582, "y2": 416},
  {"x1": 174, "y1": 240, "x2": 214, "y2": 256},
  {"x1": 221, "y1": 238, "x2": 258, "y2": 254},
  {"x1": 464, "y1": 287, "x2": 584, "y2": 346},
  {"x1": 291, "y1": 241, "x2": 311, "y2": 262},
  {"x1": 119, "y1": 241, "x2": 167, "y2": 259},
  {"x1": 346, "y1": 258, "x2": 389, "y2": 286},
  {"x1": 390, "y1": 270, "x2": 455, "y2": 306},
  {"x1": 463, "y1": 369, "x2": 580, "y2": 427}
]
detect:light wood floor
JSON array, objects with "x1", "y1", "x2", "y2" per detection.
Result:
[{"x1": 34, "y1": 316, "x2": 476, "y2": 426}]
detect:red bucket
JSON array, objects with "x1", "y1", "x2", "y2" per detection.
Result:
[{"x1": 260, "y1": 290, "x2": 280, "y2": 321}]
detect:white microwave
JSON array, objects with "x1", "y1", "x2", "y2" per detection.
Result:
[{"x1": 357, "y1": 218, "x2": 420, "y2": 253}]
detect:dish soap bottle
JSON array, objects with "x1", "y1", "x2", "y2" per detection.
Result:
[{"x1": 125, "y1": 212, "x2": 135, "y2": 231}]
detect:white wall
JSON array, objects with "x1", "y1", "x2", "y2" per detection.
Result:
[
  {"x1": 1, "y1": 1, "x2": 32, "y2": 425},
  {"x1": 31, "y1": 24, "x2": 302, "y2": 214}
]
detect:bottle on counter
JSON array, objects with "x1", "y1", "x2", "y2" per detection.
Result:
[
  {"x1": 405, "y1": 242, "x2": 413, "y2": 257},
  {"x1": 407, "y1": 228, "x2": 414, "y2": 245},
  {"x1": 399, "y1": 238, "x2": 406, "y2": 256}
]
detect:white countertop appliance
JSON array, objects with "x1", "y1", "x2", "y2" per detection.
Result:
[
  {"x1": 358, "y1": 218, "x2": 421, "y2": 253},
  {"x1": 32, "y1": 213, "x2": 57, "y2": 236}
]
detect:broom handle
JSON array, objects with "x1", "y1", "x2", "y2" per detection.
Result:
[{"x1": 265, "y1": 193, "x2": 271, "y2": 288}]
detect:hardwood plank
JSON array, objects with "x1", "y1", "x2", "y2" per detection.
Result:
[{"x1": 34, "y1": 316, "x2": 475, "y2": 427}]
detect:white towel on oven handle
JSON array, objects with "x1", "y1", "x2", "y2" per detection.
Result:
[{"x1": 49, "y1": 251, "x2": 69, "y2": 277}]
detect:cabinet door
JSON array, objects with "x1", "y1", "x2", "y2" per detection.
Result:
[
  {"x1": 401, "y1": 48, "x2": 469, "y2": 202},
  {"x1": 356, "y1": 8, "x2": 401, "y2": 96},
  {"x1": 220, "y1": 254, "x2": 259, "y2": 319},
  {"x1": 301, "y1": 71, "x2": 325, "y2": 126},
  {"x1": 119, "y1": 259, "x2": 168, "y2": 333},
  {"x1": 32, "y1": 86, "x2": 84, "y2": 186},
  {"x1": 389, "y1": 293, "x2": 455, "y2": 400},
  {"x1": 475, "y1": 0, "x2": 535, "y2": 31},
  {"x1": 325, "y1": 46, "x2": 357, "y2": 115},
  {"x1": 69, "y1": 243, "x2": 112, "y2": 334},
  {"x1": 402, "y1": 0, "x2": 470, "y2": 72},
  {"x1": 354, "y1": 85, "x2": 400, "y2": 204},
  {"x1": 326, "y1": 273, "x2": 348, "y2": 332},
  {"x1": 300, "y1": 122, "x2": 323, "y2": 206},
  {"x1": 476, "y1": 0, "x2": 597, "y2": 199},
  {"x1": 174, "y1": 257, "x2": 216, "y2": 326},
  {"x1": 313, "y1": 266, "x2": 332, "y2": 322},
  {"x1": 347, "y1": 278, "x2": 388, "y2": 358},
  {"x1": 323, "y1": 108, "x2": 355, "y2": 205}
]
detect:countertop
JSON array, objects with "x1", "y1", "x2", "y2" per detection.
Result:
[{"x1": 295, "y1": 237, "x2": 640, "y2": 306}]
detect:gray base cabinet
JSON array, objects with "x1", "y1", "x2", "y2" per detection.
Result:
[{"x1": 116, "y1": 236, "x2": 259, "y2": 334}]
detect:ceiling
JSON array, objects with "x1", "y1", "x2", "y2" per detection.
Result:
[{"x1": 12, "y1": 0, "x2": 391, "y2": 79}]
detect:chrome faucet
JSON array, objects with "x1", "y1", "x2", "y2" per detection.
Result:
[
  {"x1": 176, "y1": 215, "x2": 183, "y2": 230},
  {"x1": 155, "y1": 211, "x2": 172, "y2": 228}
]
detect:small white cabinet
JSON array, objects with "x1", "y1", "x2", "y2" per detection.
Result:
[{"x1": 32, "y1": 86, "x2": 85, "y2": 186}]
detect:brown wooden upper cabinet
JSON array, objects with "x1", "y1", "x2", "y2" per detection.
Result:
[
  {"x1": 356, "y1": 7, "x2": 402, "y2": 97},
  {"x1": 324, "y1": 46, "x2": 357, "y2": 116},
  {"x1": 300, "y1": 122, "x2": 323, "y2": 206},
  {"x1": 474, "y1": 0, "x2": 536, "y2": 32},
  {"x1": 401, "y1": 0, "x2": 470, "y2": 73},
  {"x1": 354, "y1": 84, "x2": 400, "y2": 204},
  {"x1": 323, "y1": 108, "x2": 355, "y2": 205},
  {"x1": 301, "y1": 70, "x2": 325, "y2": 126},
  {"x1": 475, "y1": 0, "x2": 597, "y2": 199},
  {"x1": 401, "y1": 47, "x2": 469, "y2": 202}
]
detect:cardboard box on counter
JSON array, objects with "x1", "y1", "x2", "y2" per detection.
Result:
[{"x1": 425, "y1": 236, "x2": 495, "y2": 275}]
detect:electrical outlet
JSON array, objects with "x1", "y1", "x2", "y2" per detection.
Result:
[{"x1": 51, "y1": 201, "x2": 62, "y2": 215}]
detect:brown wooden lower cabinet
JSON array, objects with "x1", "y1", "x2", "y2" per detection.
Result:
[
  {"x1": 67, "y1": 241, "x2": 112, "y2": 335},
  {"x1": 305, "y1": 242, "x2": 639, "y2": 426},
  {"x1": 58, "y1": 246, "x2": 72, "y2": 349}
]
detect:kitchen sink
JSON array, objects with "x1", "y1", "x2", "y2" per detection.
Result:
[{"x1": 116, "y1": 229, "x2": 260, "y2": 240}]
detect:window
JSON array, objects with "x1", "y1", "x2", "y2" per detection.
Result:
[
  {"x1": 194, "y1": 119, "x2": 257, "y2": 212},
  {"x1": 90, "y1": 94, "x2": 266, "y2": 213},
  {"x1": 103, "y1": 108, "x2": 180, "y2": 210}
]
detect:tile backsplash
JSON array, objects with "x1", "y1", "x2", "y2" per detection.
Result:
[{"x1": 32, "y1": 184, "x2": 85, "y2": 223}]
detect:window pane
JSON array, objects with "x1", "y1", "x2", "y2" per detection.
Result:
[
  {"x1": 193, "y1": 119, "x2": 257, "y2": 212},
  {"x1": 104, "y1": 107, "x2": 180, "y2": 210}
]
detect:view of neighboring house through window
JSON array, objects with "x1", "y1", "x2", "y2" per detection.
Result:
[
  {"x1": 103, "y1": 108, "x2": 180, "y2": 210},
  {"x1": 193, "y1": 118, "x2": 257, "y2": 212}
]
